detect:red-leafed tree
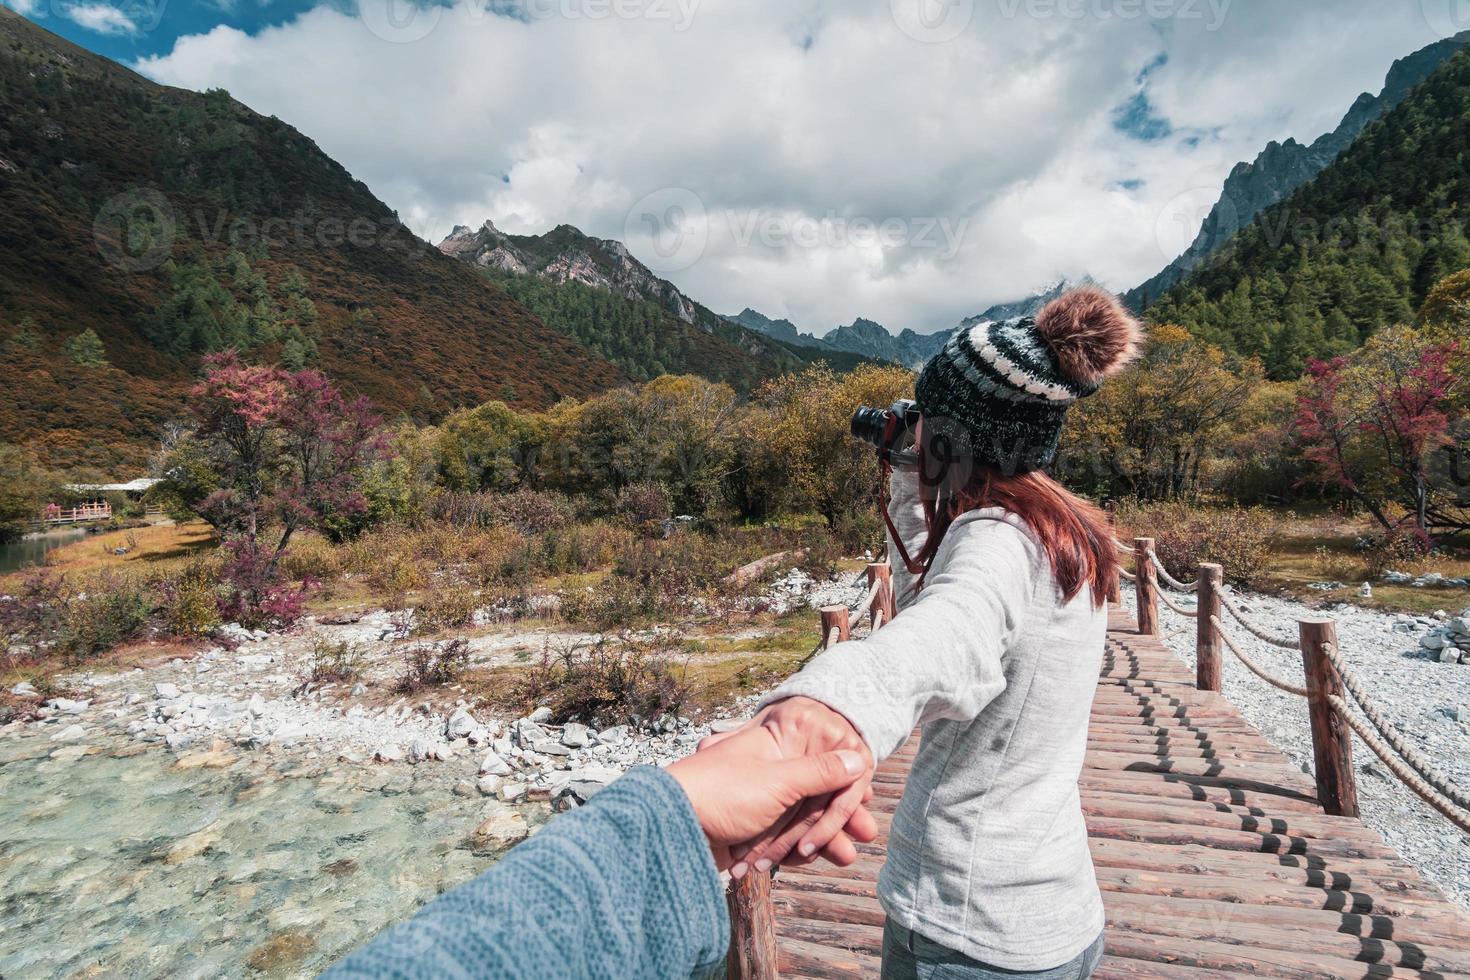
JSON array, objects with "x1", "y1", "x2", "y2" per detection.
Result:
[
  {"x1": 165, "y1": 353, "x2": 390, "y2": 624},
  {"x1": 1295, "y1": 328, "x2": 1464, "y2": 545}
]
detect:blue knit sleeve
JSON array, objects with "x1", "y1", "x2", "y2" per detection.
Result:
[{"x1": 323, "y1": 766, "x2": 729, "y2": 979}]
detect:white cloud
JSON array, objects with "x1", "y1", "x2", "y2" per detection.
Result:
[
  {"x1": 63, "y1": 2, "x2": 139, "y2": 34},
  {"x1": 137, "y1": 0, "x2": 1453, "y2": 333},
  {"x1": 1, "y1": 0, "x2": 44, "y2": 15}
]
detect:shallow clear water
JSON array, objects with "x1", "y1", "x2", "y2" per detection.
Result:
[
  {"x1": 0, "y1": 527, "x2": 89, "y2": 574},
  {"x1": 0, "y1": 734, "x2": 537, "y2": 978}
]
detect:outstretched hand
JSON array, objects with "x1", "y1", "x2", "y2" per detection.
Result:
[
  {"x1": 696, "y1": 697, "x2": 875, "y2": 878},
  {"x1": 666, "y1": 722, "x2": 875, "y2": 872}
]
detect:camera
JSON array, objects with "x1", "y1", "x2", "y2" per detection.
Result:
[{"x1": 851, "y1": 399, "x2": 921, "y2": 466}]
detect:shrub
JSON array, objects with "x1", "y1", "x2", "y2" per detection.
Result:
[
  {"x1": 508, "y1": 638, "x2": 688, "y2": 729},
  {"x1": 559, "y1": 577, "x2": 660, "y2": 629},
  {"x1": 415, "y1": 581, "x2": 480, "y2": 634},
  {"x1": 1119, "y1": 501, "x2": 1277, "y2": 587},
  {"x1": 614, "y1": 481, "x2": 672, "y2": 531},
  {"x1": 56, "y1": 573, "x2": 152, "y2": 661},
  {"x1": 0, "y1": 571, "x2": 66, "y2": 662},
  {"x1": 398, "y1": 639, "x2": 472, "y2": 692},
  {"x1": 493, "y1": 489, "x2": 574, "y2": 536},
  {"x1": 307, "y1": 636, "x2": 365, "y2": 684},
  {"x1": 366, "y1": 551, "x2": 423, "y2": 610},
  {"x1": 1361, "y1": 529, "x2": 1435, "y2": 578},
  {"x1": 159, "y1": 562, "x2": 222, "y2": 637},
  {"x1": 217, "y1": 540, "x2": 312, "y2": 629},
  {"x1": 279, "y1": 535, "x2": 342, "y2": 583}
]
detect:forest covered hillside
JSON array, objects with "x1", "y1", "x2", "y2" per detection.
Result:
[
  {"x1": 1145, "y1": 44, "x2": 1470, "y2": 378},
  {"x1": 0, "y1": 8, "x2": 625, "y2": 472}
]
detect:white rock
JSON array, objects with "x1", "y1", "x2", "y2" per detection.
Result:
[
  {"x1": 477, "y1": 774, "x2": 504, "y2": 796},
  {"x1": 597, "y1": 725, "x2": 630, "y2": 746},
  {"x1": 375, "y1": 744, "x2": 404, "y2": 763},
  {"x1": 445, "y1": 708, "x2": 479, "y2": 740},
  {"x1": 528, "y1": 706, "x2": 553, "y2": 724},
  {"x1": 479, "y1": 751, "x2": 513, "y2": 776},
  {"x1": 1359, "y1": 583, "x2": 1373, "y2": 599},
  {"x1": 10, "y1": 681, "x2": 37, "y2": 697},
  {"x1": 1421, "y1": 634, "x2": 1448, "y2": 652},
  {"x1": 560, "y1": 723, "x2": 592, "y2": 748},
  {"x1": 246, "y1": 695, "x2": 266, "y2": 718},
  {"x1": 49, "y1": 698, "x2": 89, "y2": 715},
  {"x1": 472, "y1": 810, "x2": 528, "y2": 847},
  {"x1": 431, "y1": 743, "x2": 455, "y2": 761},
  {"x1": 1440, "y1": 647, "x2": 1461, "y2": 664},
  {"x1": 49, "y1": 723, "x2": 87, "y2": 742},
  {"x1": 408, "y1": 738, "x2": 433, "y2": 764},
  {"x1": 165, "y1": 732, "x2": 194, "y2": 752},
  {"x1": 498, "y1": 782, "x2": 528, "y2": 803},
  {"x1": 154, "y1": 682, "x2": 181, "y2": 699}
]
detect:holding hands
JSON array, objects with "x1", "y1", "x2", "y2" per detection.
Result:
[{"x1": 668, "y1": 697, "x2": 877, "y2": 876}]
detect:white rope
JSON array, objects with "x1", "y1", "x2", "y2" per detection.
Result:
[
  {"x1": 1118, "y1": 567, "x2": 1136, "y2": 582},
  {"x1": 872, "y1": 609, "x2": 885, "y2": 631},
  {"x1": 1320, "y1": 643, "x2": 1470, "y2": 812},
  {"x1": 825, "y1": 626, "x2": 842, "y2": 650},
  {"x1": 1112, "y1": 537, "x2": 1134, "y2": 552},
  {"x1": 1328, "y1": 695, "x2": 1470, "y2": 834},
  {"x1": 1147, "y1": 550, "x2": 1199, "y2": 592},
  {"x1": 851, "y1": 581, "x2": 882, "y2": 619},
  {"x1": 1155, "y1": 588, "x2": 1198, "y2": 618},
  {"x1": 1218, "y1": 592, "x2": 1301, "y2": 650},
  {"x1": 1210, "y1": 615, "x2": 1308, "y2": 697}
]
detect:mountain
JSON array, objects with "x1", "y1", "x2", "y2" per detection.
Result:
[
  {"x1": 1145, "y1": 43, "x2": 1470, "y2": 377},
  {"x1": 438, "y1": 221, "x2": 822, "y2": 387},
  {"x1": 1126, "y1": 31, "x2": 1470, "y2": 311},
  {"x1": 726, "y1": 308, "x2": 817, "y2": 348},
  {"x1": 0, "y1": 8, "x2": 625, "y2": 472}
]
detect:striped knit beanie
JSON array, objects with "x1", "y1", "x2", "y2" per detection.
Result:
[{"x1": 914, "y1": 286, "x2": 1142, "y2": 474}]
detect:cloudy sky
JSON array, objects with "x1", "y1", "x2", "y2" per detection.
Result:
[{"x1": 9, "y1": 0, "x2": 1469, "y2": 333}]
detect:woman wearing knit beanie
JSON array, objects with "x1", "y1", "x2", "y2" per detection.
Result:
[{"x1": 712, "y1": 286, "x2": 1143, "y2": 979}]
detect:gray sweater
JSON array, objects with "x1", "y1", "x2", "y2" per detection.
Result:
[{"x1": 763, "y1": 470, "x2": 1105, "y2": 970}]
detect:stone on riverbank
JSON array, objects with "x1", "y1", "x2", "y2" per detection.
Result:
[{"x1": 471, "y1": 811, "x2": 528, "y2": 849}]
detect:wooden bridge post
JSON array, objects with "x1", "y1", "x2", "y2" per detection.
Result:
[
  {"x1": 1104, "y1": 502, "x2": 1122, "y2": 605},
  {"x1": 866, "y1": 563, "x2": 897, "y2": 626},
  {"x1": 726, "y1": 872, "x2": 779, "y2": 980},
  {"x1": 1195, "y1": 563, "x2": 1224, "y2": 692},
  {"x1": 1134, "y1": 538, "x2": 1158, "y2": 637},
  {"x1": 1300, "y1": 618, "x2": 1359, "y2": 818},
  {"x1": 819, "y1": 606, "x2": 851, "y2": 649}
]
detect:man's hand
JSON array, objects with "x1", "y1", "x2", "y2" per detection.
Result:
[
  {"x1": 698, "y1": 696, "x2": 875, "y2": 877},
  {"x1": 666, "y1": 724, "x2": 872, "y2": 871}
]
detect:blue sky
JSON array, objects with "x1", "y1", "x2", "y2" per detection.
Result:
[{"x1": 7, "y1": 1, "x2": 1468, "y2": 332}]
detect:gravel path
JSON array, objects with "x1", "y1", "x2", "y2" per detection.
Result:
[{"x1": 1120, "y1": 583, "x2": 1470, "y2": 910}]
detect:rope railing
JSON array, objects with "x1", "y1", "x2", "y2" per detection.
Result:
[
  {"x1": 1328, "y1": 695, "x2": 1470, "y2": 834},
  {"x1": 1209, "y1": 615, "x2": 1308, "y2": 697},
  {"x1": 1147, "y1": 550, "x2": 1198, "y2": 593},
  {"x1": 1320, "y1": 642, "x2": 1470, "y2": 813},
  {"x1": 1217, "y1": 592, "x2": 1302, "y2": 650},
  {"x1": 1155, "y1": 588, "x2": 1198, "y2": 618},
  {"x1": 852, "y1": 580, "x2": 883, "y2": 620},
  {"x1": 1118, "y1": 566, "x2": 1136, "y2": 582}
]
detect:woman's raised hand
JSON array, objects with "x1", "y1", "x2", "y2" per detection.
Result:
[
  {"x1": 696, "y1": 697, "x2": 876, "y2": 877},
  {"x1": 666, "y1": 722, "x2": 872, "y2": 871}
]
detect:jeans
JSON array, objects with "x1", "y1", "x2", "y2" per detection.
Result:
[{"x1": 881, "y1": 920, "x2": 1105, "y2": 980}]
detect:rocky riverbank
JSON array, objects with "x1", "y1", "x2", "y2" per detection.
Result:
[{"x1": 1124, "y1": 583, "x2": 1470, "y2": 910}]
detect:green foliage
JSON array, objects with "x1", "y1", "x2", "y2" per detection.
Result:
[
  {"x1": 307, "y1": 636, "x2": 366, "y2": 684},
  {"x1": 0, "y1": 444, "x2": 56, "y2": 543},
  {"x1": 62, "y1": 329, "x2": 108, "y2": 368},
  {"x1": 56, "y1": 573, "x2": 152, "y2": 662},
  {"x1": 1148, "y1": 47, "x2": 1470, "y2": 376},
  {"x1": 158, "y1": 561, "x2": 222, "y2": 637}
]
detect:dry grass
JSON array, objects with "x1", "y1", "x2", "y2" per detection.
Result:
[{"x1": 1, "y1": 521, "x2": 216, "y2": 586}]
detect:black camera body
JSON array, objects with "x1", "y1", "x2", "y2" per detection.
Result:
[{"x1": 851, "y1": 399, "x2": 921, "y2": 467}]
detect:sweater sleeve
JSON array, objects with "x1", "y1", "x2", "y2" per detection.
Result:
[
  {"x1": 762, "y1": 515, "x2": 1038, "y2": 762},
  {"x1": 322, "y1": 766, "x2": 729, "y2": 980},
  {"x1": 885, "y1": 467, "x2": 927, "y2": 612}
]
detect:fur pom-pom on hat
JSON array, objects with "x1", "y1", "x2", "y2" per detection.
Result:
[{"x1": 1034, "y1": 286, "x2": 1143, "y2": 385}]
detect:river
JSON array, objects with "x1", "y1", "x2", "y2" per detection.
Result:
[{"x1": 0, "y1": 527, "x2": 90, "y2": 574}]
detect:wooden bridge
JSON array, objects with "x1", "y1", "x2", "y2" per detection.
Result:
[{"x1": 727, "y1": 551, "x2": 1470, "y2": 979}]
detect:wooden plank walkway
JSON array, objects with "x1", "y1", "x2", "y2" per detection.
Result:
[{"x1": 769, "y1": 609, "x2": 1470, "y2": 979}]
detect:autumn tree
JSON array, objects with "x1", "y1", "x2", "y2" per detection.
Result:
[
  {"x1": 1295, "y1": 326, "x2": 1465, "y2": 543},
  {"x1": 0, "y1": 444, "x2": 56, "y2": 543},
  {"x1": 160, "y1": 354, "x2": 390, "y2": 623},
  {"x1": 1060, "y1": 325, "x2": 1259, "y2": 500}
]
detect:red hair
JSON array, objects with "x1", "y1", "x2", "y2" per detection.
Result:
[{"x1": 914, "y1": 467, "x2": 1117, "y2": 608}]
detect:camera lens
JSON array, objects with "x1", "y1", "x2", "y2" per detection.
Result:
[{"x1": 851, "y1": 407, "x2": 889, "y2": 447}]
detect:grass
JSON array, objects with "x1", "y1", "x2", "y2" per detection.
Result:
[
  {"x1": 1, "y1": 521, "x2": 216, "y2": 586},
  {"x1": 1265, "y1": 528, "x2": 1470, "y2": 615}
]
